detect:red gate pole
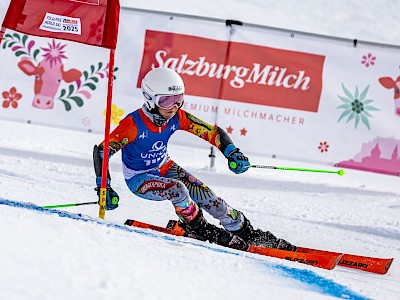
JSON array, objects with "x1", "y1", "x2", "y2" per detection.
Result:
[{"x1": 99, "y1": 48, "x2": 116, "y2": 219}]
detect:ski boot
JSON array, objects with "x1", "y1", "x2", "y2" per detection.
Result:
[
  {"x1": 231, "y1": 217, "x2": 297, "y2": 251},
  {"x1": 180, "y1": 210, "x2": 248, "y2": 251}
]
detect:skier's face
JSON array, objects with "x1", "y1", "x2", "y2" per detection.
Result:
[{"x1": 158, "y1": 105, "x2": 179, "y2": 119}]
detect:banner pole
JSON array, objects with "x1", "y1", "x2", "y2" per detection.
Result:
[
  {"x1": 0, "y1": 26, "x2": 6, "y2": 44},
  {"x1": 99, "y1": 48, "x2": 116, "y2": 219}
]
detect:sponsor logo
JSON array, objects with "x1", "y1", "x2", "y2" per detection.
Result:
[
  {"x1": 168, "y1": 85, "x2": 183, "y2": 93},
  {"x1": 138, "y1": 30, "x2": 325, "y2": 112},
  {"x1": 63, "y1": 19, "x2": 78, "y2": 25},
  {"x1": 139, "y1": 180, "x2": 175, "y2": 194},
  {"x1": 139, "y1": 180, "x2": 166, "y2": 194},
  {"x1": 339, "y1": 259, "x2": 368, "y2": 269},
  {"x1": 140, "y1": 141, "x2": 167, "y2": 166},
  {"x1": 285, "y1": 257, "x2": 318, "y2": 266},
  {"x1": 39, "y1": 12, "x2": 81, "y2": 35}
]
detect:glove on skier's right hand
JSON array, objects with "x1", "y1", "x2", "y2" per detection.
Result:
[{"x1": 95, "y1": 177, "x2": 119, "y2": 210}]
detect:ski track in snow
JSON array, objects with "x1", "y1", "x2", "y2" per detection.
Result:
[{"x1": 0, "y1": 199, "x2": 369, "y2": 300}]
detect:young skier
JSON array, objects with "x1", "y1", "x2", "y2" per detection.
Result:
[{"x1": 93, "y1": 67, "x2": 296, "y2": 251}]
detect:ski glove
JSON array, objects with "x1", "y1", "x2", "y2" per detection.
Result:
[
  {"x1": 95, "y1": 177, "x2": 119, "y2": 210},
  {"x1": 224, "y1": 144, "x2": 250, "y2": 174}
]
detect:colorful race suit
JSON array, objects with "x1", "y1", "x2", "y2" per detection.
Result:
[{"x1": 99, "y1": 108, "x2": 244, "y2": 231}]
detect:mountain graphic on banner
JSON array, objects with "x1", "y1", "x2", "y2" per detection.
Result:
[{"x1": 337, "y1": 137, "x2": 400, "y2": 176}]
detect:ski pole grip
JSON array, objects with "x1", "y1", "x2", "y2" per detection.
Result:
[
  {"x1": 111, "y1": 196, "x2": 119, "y2": 205},
  {"x1": 229, "y1": 161, "x2": 237, "y2": 169}
]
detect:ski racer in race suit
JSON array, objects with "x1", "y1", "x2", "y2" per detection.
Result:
[{"x1": 93, "y1": 67, "x2": 296, "y2": 251}]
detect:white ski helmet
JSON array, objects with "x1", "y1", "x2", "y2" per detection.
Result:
[{"x1": 141, "y1": 67, "x2": 185, "y2": 110}]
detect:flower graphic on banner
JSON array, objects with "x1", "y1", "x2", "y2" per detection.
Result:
[
  {"x1": 361, "y1": 53, "x2": 376, "y2": 68},
  {"x1": 318, "y1": 141, "x2": 329, "y2": 153},
  {"x1": 2, "y1": 87, "x2": 22, "y2": 109},
  {"x1": 3, "y1": 32, "x2": 117, "y2": 111},
  {"x1": 337, "y1": 83, "x2": 379, "y2": 130},
  {"x1": 104, "y1": 104, "x2": 124, "y2": 125},
  {"x1": 82, "y1": 117, "x2": 91, "y2": 126},
  {"x1": 41, "y1": 39, "x2": 68, "y2": 67}
]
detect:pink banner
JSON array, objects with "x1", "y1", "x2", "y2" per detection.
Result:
[
  {"x1": 137, "y1": 30, "x2": 325, "y2": 112},
  {"x1": 2, "y1": 0, "x2": 119, "y2": 49}
]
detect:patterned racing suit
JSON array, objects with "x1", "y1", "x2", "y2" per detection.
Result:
[{"x1": 99, "y1": 108, "x2": 244, "y2": 231}]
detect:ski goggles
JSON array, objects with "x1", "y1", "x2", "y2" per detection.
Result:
[{"x1": 156, "y1": 93, "x2": 184, "y2": 109}]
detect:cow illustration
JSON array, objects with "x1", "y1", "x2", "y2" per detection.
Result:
[
  {"x1": 379, "y1": 76, "x2": 400, "y2": 116},
  {"x1": 17, "y1": 40, "x2": 81, "y2": 110}
]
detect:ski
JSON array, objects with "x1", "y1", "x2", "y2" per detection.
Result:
[
  {"x1": 124, "y1": 219, "x2": 341, "y2": 270},
  {"x1": 297, "y1": 247, "x2": 394, "y2": 275}
]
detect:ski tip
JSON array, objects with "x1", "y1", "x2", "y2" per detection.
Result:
[
  {"x1": 338, "y1": 255, "x2": 395, "y2": 275},
  {"x1": 124, "y1": 219, "x2": 134, "y2": 226},
  {"x1": 381, "y1": 258, "x2": 394, "y2": 275}
]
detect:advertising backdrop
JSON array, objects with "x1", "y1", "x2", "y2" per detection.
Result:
[{"x1": 1, "y1": 8, "x2": 400, "y2": 175}]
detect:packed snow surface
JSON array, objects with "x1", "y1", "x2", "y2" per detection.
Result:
[
  {"x1": 1, "y1": 1, "x2": 399, "y2": 299},
  {"x1": 0, "y1": 119, "x2": 399, "y2": 299}
]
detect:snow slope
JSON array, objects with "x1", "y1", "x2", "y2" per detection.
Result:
[
  {"x1": 1, "y1": 1, "x2": 399, "y2": 299},
  {"x1": 0, "y1": 119, "x2": 399, "y2": 300}
]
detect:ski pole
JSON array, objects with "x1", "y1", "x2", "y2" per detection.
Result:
[
  {"x1": 42, "y1": 201, "x2": 98, "y2": 209},
  {"x1": 246, "y1": 164, "x2": 345, "y2": 176},
  {"x1": 230, "y1": 162, "x2": 344, "y2": 176}
]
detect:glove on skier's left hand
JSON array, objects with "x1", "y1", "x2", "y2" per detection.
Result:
[
  {"x1": 224, "y1": 145, "x2": 250, "y2": 174},
  {"x1": 95, "y1": 177, "x2": 119, "y2": 210}
]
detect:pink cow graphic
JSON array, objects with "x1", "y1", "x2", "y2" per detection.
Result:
[
  {"x1": 379, "y1": 76, "x2": 400, "y2": 116},
  {"x1": 17, "y1": 40, "x2": 81, "y2": 109}
]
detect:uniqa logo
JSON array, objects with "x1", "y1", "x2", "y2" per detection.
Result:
[{"x1": 140, "y1": 141, "x2": 167, "y2": 166}]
